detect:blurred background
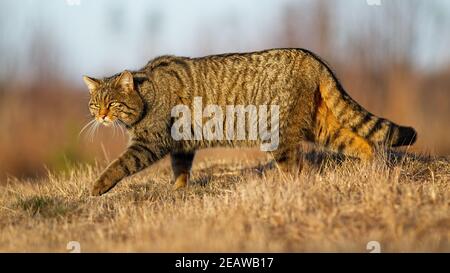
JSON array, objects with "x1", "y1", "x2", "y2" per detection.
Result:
[{"x1": 0, "y1": 0, "x2": 449, "y2": 181}]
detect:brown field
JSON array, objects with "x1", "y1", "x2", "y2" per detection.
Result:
[
  {"x1": 0, "y1": 148, "x2": 449, "y2": 252},
  {"x1": 0, "y1": 1, "x2": 449, "y2": 253},
  {"x1": 1, "y1": 51, "x2": 449, "y2": 254}
]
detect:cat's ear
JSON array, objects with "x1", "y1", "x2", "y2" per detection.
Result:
[
  {"x1": 114, "y1": 70, "x2": 134, "y2": 92},
  {"x1": 82, "y1": 76, "x2": 100, "y2": 94}
]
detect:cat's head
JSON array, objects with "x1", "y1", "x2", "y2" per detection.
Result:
[{"x1": 83, "y1": 71, "x2": 144, "y2": 127}]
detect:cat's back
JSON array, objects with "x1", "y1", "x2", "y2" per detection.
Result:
[
  {"x1": 146, "y1": 48, "x2": 314, "y2": 79},
  {"x1": 143, "y1": 49, "x2": 322, "y2": 112},
  {"x1": 190, "y1": 48, "x2": 309, "y2": 71}
]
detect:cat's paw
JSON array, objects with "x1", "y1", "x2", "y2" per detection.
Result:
[
  {"x1": 91, "y1": 181, "x2": 108, "y2": 196},
  {"x1": 173, "y1": 173, "x2": 189, "y2": 191}
]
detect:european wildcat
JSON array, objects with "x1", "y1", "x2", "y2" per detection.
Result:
[{"x1": 83, "y1": 48, "x2": 417, "y2": 196}]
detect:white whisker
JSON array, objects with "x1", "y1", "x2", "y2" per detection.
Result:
[
  {"x1": 80, "y1": 117, "x2": 128, "y2": 144},
  {"x1": 85, "y1": 121, "x2": 100, "y2": 142},
  {"x1": 119, "y1": 122, "x2": 126, "y2": 138},
  {"x1": 92, "y1": 122, "x2": 100, "y2": 142},
  {"x1": 78, "y1": 119, "x2": 96, "y2": 140},
  {"x1": 115, "y1": 120, "x2": 126, "y2": 138},
  {"x1": 112, "y1": 121, "x2": 117, "y2": 137}
]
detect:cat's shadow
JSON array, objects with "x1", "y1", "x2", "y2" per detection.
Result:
[{"x1": 189, "y1": 148, "x2": 439, "y2": 186}]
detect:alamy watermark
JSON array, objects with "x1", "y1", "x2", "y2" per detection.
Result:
[
  {"x1": 170, "y1": 97, "x2": 280, "y2": 151},
  {"x1": 366, "y1": 241, "x2": 381, "y2": 253},
  {"x1": 366, "y1": 0, "x2": 381, "y2": 6},
  {"x1": 66, "y1": 0, "x2": 81, "y2": 6},
  {"x1": 67, "y1": 241, "x2": 81, "y2": 253}
]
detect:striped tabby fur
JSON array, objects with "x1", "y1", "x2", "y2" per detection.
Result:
[{"x1": 83, "y1": 48, "x2": 417, "y2": 196}]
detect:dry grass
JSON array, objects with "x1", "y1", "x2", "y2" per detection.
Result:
[{"x1": 0, "y1": 148, "x2": 449, "y2": 252}]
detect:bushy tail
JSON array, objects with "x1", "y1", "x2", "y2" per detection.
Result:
[{"x1": 318, "y1": 72, "x2": 417, "y2": 147}]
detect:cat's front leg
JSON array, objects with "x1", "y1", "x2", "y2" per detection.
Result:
[
  {"x1": 91, "y1": 142, "x2": 167, "y2": 196},
  {"x1": 92, "y1": 162, "x2": 126, "y2": 196}
]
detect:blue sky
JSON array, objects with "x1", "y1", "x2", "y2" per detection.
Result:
[{"x1": 0, "y1": 0, "x2": 449, "y2": 85}]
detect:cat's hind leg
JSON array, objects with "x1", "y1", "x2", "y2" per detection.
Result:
[
  {"x1": 170, "y1": 151, "x2": 195, "y2": 190},
  {"x1": 314, "y1": 96, "x2": 374, "y2": 160}
]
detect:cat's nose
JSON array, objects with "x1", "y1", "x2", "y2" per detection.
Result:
[{"x1": 99, "y1": 109, "x2": 109, "y2": 119}]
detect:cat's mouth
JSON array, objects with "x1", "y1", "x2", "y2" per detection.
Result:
[
  {"x1": 96, "y1": 117, "x2": 114, "y2": 127},
  {"x1": 100, "y1": 121, "x2": 112, "y2": 127}
]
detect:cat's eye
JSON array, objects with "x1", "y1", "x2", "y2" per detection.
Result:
[
  {"x1": 90, "y1": 103, "x2": 99, "y2": 109},
  {"x1": 110, "y1": 102, "x2": 120, "y2": 107}
]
